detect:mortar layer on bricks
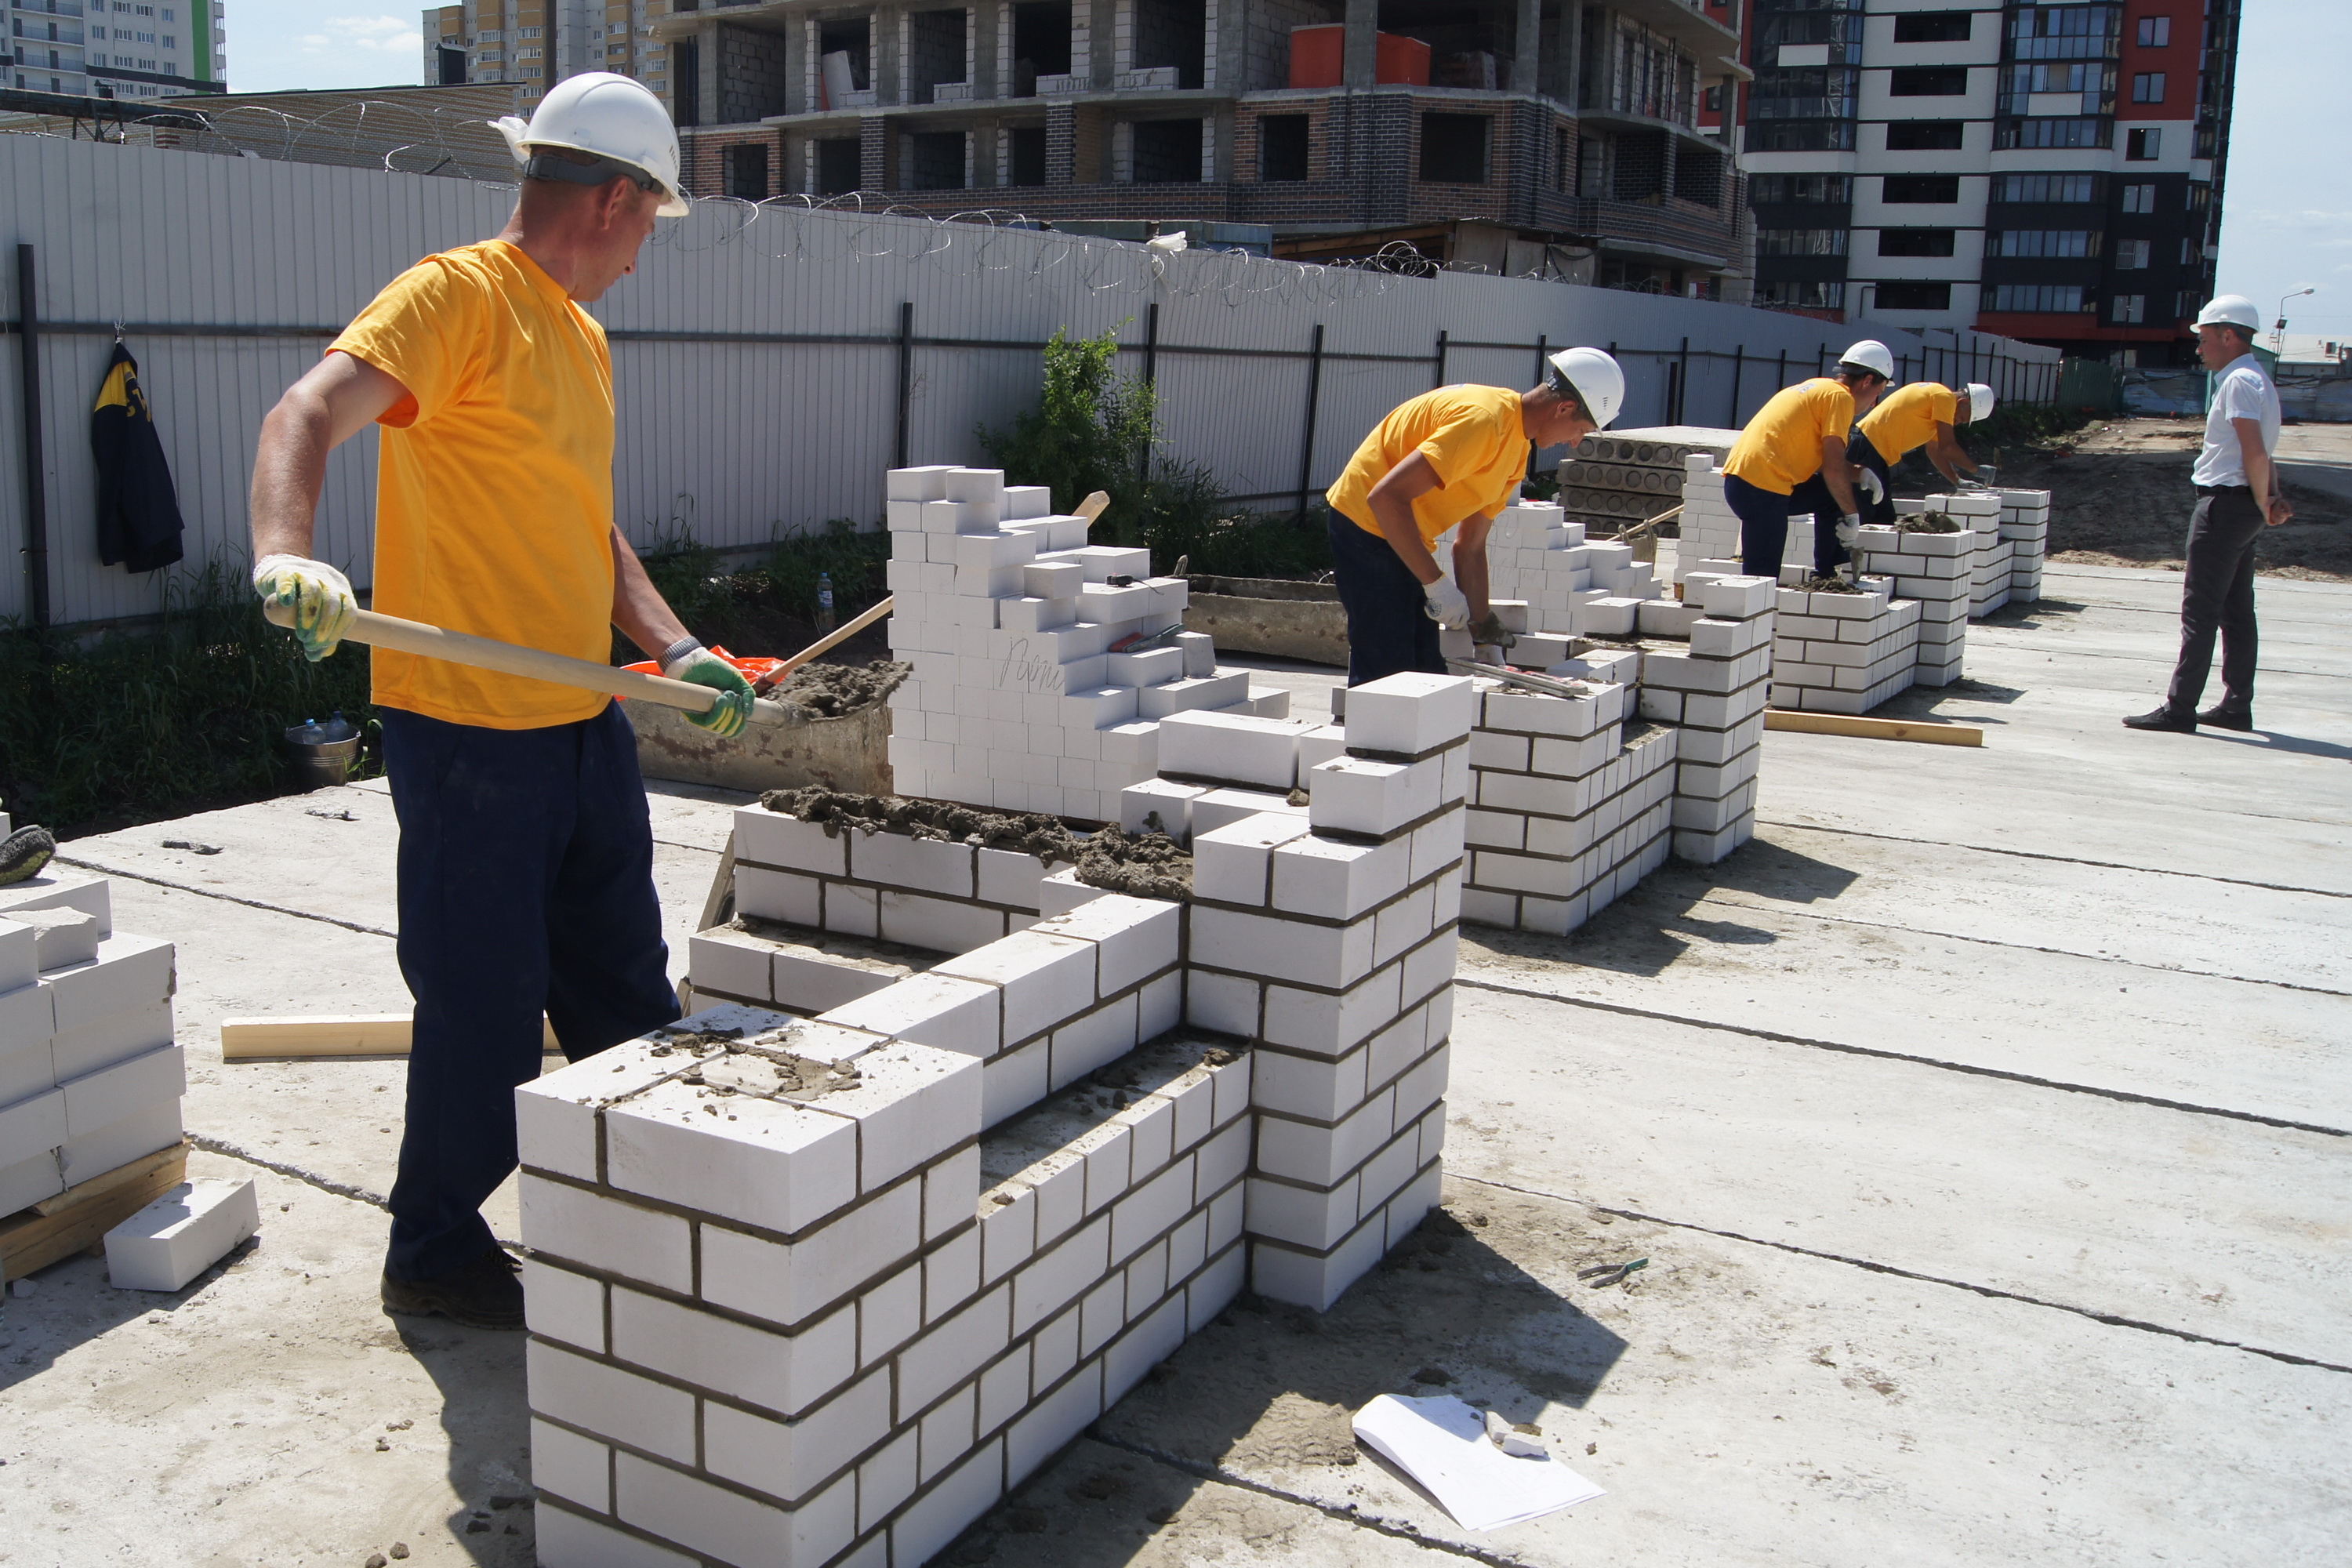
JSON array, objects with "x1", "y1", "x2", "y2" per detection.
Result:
[
  {"x1": 882, "y1": 463, "x2": 1282, "y2": 822},
  {"x1": 552, "y1": 678, "x2": 1477, "y2": 1565},
  {"x1": 1, "y1": 869, "x2": 186, "y2": 1240}
]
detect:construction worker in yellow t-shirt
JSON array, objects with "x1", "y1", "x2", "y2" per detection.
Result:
[
  {"x1": 1326, "y1": 348, "x2": 1626, "y2": 684},
  {"x1": 245, "y1": 75, "x2": 753, "y2": 1330},
  {"x1": 1720, "y1": 341, "x2": 1895, "y2": 580},
  {"x1": 1853, "y1": 379, "x2": 1996, "y2": 524}
]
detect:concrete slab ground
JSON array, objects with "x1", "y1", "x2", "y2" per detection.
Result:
[{"x1": 2, "y1": 564, "x2": 2345, "y2": 1566}]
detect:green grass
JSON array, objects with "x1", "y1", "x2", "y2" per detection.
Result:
[{"x1": 0, "y1": 560, "x2": 378, "y2": 837}]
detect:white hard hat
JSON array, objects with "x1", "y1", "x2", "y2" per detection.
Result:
[
  {"x1": 1839, "y1": 339, "x2": 1896, "y2": 380},
  {"x1": 1545, "y1": 347, "x2": 1625, "y2": 429},
  {"x1": 1963, "y1": 382, "x2": 1996, "y2": 423},
  {"x1": 495, "y1": 72, "x2": 688, "y2": 218},
  {"x1": 2193, "y1": 294, "x2": 2260, "y2": 332}
]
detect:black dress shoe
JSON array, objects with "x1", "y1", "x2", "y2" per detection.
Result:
[
  {"x1": 382, "y1": 1248, "x2": 525, "y2": 1330},
  {"x1": 2122, "y1": 706, "x2": 2198, "y2": 733},
  {"x1": 2197, "y1": 704, "x2": 2253, "y2": 731}
]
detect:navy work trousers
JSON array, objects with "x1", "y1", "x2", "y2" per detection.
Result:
[
  {"x1": 381, "y1": 702, "x2": 680, "y2": 1281},
  {"x1": 1328, "y1": 512, "x2": 1446, "y2": 687},
  {"x1": 2165, "y1": 485, "x2": 2266, "y2": 714},
  {"x1": 1725, "y1": 470, "x2": 1851, "y2": 581}
]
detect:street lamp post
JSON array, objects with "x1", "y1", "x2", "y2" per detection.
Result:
[{"x1": 2274, "y1": 287, "x2": 2316, "y2": 358}]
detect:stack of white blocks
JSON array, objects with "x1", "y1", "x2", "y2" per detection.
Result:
[
  {"x1": 1479, "y1": 503, "x2": 1668, "y2": 637},
  {"x1": 1998, "y1": 488, "x2": 2051, "y2": 602},
  {"x1": 0, "y1": 867, "x2": 183, "y2": 1229},
  {"x1": 528, "y1": 677, "x2": 1472, "y2": 1566},
  {"x1": 1850, "y1": 524, "x2": 1976, "y2": 688},
  {"x1": 1673, "y1": 461, "x2": 1743, "y2": 583},
  {"x1": 882, "y1": 464, "x2": 1282, "y2": 821},
  {"x1": 1641, "y1": 574, "x2": 1778, "y2": 863},
  {"x1": 1766, "y1": 580, "x2": 1924, "y2": 714}
]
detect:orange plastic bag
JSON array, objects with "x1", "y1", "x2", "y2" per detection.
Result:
[{"x1": 619, "y1": 645, "x2": 782, "y2": 695}]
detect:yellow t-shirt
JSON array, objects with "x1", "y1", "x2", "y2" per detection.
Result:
[
  {"x1": 1858, "y1": 382, "x2": 1958, "y2": 464},
  {"x1": 331, "y1": 240, "x2": 617, "y2": 729},
  {"x1": 1327, "y1": 385, "x2": 1529, "y2": 547},
  {"x1": 1722, "y1": 378, "x2": 1857, "y2": 496}
]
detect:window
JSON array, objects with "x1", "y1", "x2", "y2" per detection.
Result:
[
  {"x1": 1875, "y1": 281, "x2": 1952, "y2": 310},
  {"x1": 1418, "y1": 113, "x2": 1490, "y2": 185},
  {"x1": 161, "y1": 34, "x2": 172, "y2": 47},
  {"x1": 2111, "y1": 293, "x2": 2147, "y2": 324},
  {"x1": 2127, "y1": 127, "x2": 2161, "y2": 159},
  {"x1": 1703, "y1": 83, "x2": 1724, "y2": 114},
  {"x1": 1007, "y1": 125, "x2": 1046, "y2": 187},
  {"x1": 2137, "y1": 16, "x2": 2171, "y2": 47},
  {"x1": 1257, "y1": 114, "x2": 1308, "y2": 182},
  {"x1": 2132, "y1": 71, "x2": 2165, "y2": 103},
  {"x1": 2181, "y1": 238, "x2": 2196, "y2": 264},
  {"x1": 2188, "y1": 181, "x2": 2212, "y2": 212},
  {"x1": 724, "y1": 143, "x2": 768, "y2": 200},
  {"x1": 1882, "y1": 118, "x2": 1968, "y2": 159},
  {"x1": 2002, "y1": 118, "x2": 2111, "y2": 150},
  {"x1": 1890, "y1": 67, "x2": 1969, "y2": 96},
  {"x1": 1990, "y1": 230, "x2": 2101, "y2": 257},
  {"x1": 1986, "y1": 284, "x2": 2089, "y2": 314},
  {"x1": 1758, "y1": 280, "x2": 1846, "y2": 311},
  {"x1": 1131, "y1": 119, "x2": 1200, "y2": 183},
  {"x1": 2119, "y1": 182, "x2": 2154, "y2": 212},
  {"x1": 2010, "y1": 3, "x2": 2124, "y2": 61},
  {"x1": 1759, "y1": 228, "x2": 1848, "y2": 256},
  {"x1": 1994, "y1": 172, "x2": 2102, "y2": 203},
  {"x1": 520, "y1": 27, "x2": 539, "y2": 38},
  {"x1": 1894, "y1": 13, "x2": 1972, "y2": 43},
  {"x1": 815, "y1": 136, "x2": 859, "y2": 193},
  {"x1": 1883, "y1": 174, "x2": 1960, "y2": 203},
  {"x1": 1751, "y1": 173, "x2": 1852, "y2": 205},
  {"x1": 1879, "y1": 229, "x2": 1956, "y2": 257},
  {"x1": 2115, "y1": 238, "x2": 2151, "y2": 269}
]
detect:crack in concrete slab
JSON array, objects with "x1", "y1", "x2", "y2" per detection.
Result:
[
  {"x1": 56, "y1": 856, "x2": 399, "y2": 940},
  {"x1": 1684, "y1": 894, "x2": 2352, "y2": 999},
  {"x1": 1755, "y1": 820, "x2": 2352, "y2": 900},
  {"x1": 1449, "y1": 1173, "x2": 2352, "y2": 1378},
  {"x1": 1083, "y1": 1431, "x2": 1527, "y2": 1566},
  {"x1": 187, "y1": 1133, "x2": 390, "y2": 1209},
  {"x1": 1450, "y1": 976, "x2": 2350, "y2": 1139}
]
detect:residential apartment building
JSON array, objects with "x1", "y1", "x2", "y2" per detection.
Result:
[
  {"x1": 1741, "y1": 0, "x2": 2238, "y2": 363},
  {"x1": 422, "y1": 0, "x2": 678, "y2": 108},
  {"x1": 626, "y1": 1, "x2": 1756, "y2": 299},
  {"x1": 10, "y1": 0, "x2": 224, "y2": 98}
]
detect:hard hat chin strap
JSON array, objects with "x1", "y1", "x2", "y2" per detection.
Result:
[{"x1": 524, "y1": 149, "x2": 659, "y2": 196}]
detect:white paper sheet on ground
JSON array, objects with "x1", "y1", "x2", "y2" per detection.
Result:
[{"x1": 1351, "y1": 1393, "x2": 1605, "y2": 1531}]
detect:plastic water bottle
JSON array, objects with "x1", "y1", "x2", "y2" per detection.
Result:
[{"x1": 815, "y1": 572, "x2": 836, "y2": 633}]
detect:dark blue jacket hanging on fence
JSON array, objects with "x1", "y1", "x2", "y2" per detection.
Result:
[{"x1": 90, "y1": 343, "x2": 186, "y2": 573}]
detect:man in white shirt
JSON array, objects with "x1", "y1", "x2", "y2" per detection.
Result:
[{"x1": 2125, "y1": 295, "x2": 2292, "y2": 733}]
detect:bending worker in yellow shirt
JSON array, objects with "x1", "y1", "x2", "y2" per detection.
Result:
[
  {"x1": 245, "y1": 75, "x2": 756, "y2": 1329},
  {"x1": 1720, "y1": 341, "x2": 1894, "y2": 580},
  {"x1": 1326, "y1": 348, "x2": 1624, "y2": 684},
  {"x1": 1852, "y1": 379, "x2": 1996, "y2": 524}
]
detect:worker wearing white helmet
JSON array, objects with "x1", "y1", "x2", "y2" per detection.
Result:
[
  {"x1": 1720, "y1": 341, "x2": 1895, "y2": 580},
  {"x1": 2125, "y1": 294, "x2": 2291, "y2": 733},
  {"x1": 245, "y1": 74, "x2": 750, "y2": 1329},
  {"x1": 1852, "y1": 379, "x2": 1997, "y2": 523},
  {"x1": 1326, "y1": 347, "x2": 1624, "y2": 683}
]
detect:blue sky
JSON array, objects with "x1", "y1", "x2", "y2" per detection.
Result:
[{"x1": 227, "y1": 0, "x2": 2345, "y2": 342}]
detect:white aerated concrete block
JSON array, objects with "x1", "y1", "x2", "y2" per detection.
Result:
[
  {"x1": 103, "y1": 1178, "x2": 260, "y2": 1291},
  {"x1": 1342, "y1": 673, "x2": 1476, "y2": 757},
  {"x1": 1156, "y1": 710, "x2": 1311, "y2": 790}
]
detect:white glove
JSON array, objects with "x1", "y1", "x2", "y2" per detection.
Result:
[
  {"x1": 1955, "y1": 474, "x2": 1991, "y2": 491},
  {"x1": 1835, "y1": 515, "x2": 1860, "y2": 547},
  {"x1": 252, "y1": 554, "x2": 357, "y2": 662},
  {"x1": 1472, "y1": 644, "x2": 1507, "y2": 667},
  {"x1": 1422, "y1": 576, "x2": 1472, "y2": 630},
  {"x1": 1857, "y1": 469, "x2": 1886, "y2": 506}
]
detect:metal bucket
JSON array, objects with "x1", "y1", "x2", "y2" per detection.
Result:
[{"x1": 285, "y1": 717, "x2": 361, "y2": 791}]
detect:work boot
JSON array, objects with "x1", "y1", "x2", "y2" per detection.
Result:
[
  {"x1": 381, "y1": 1248, "x2": 525, "y2": 1330},
  {"x1": 2196, "y1": 702, "x2": 2253, "y2": 731},
  {"x1": 2122, "y1": 706, "x2": 2198, "y2": 733}
]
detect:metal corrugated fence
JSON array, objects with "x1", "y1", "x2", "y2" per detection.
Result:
[{"x1": 3, "y1": 132, "x2": 2061, "y2": 629}]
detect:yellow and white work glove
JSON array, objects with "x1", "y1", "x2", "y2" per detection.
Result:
[
  {"x1": 661, "y1": 641, "x2": 756, "y2": 738},
  {"x1": 1422, "y1": 576, "x2": 1472, "y2": 630},
  {"x1": 252, "y1": 554, "x2": 358, "y2": 662},
  {"x1": 1835, "y1": 515, "x2": 1861, "y2": 547},
  {"x1": 1856, "y1": 469, "x2": 1886, "y2": 507}
]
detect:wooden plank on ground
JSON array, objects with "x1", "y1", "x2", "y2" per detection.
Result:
[
  {"x1": 2, "y1": 1142, "x2": 189, "y2": 1281},
  {"x1": 221, "y1": 1014, "x2": 561, "y2": 1060},
  {"x1": 1765, "y1": 710, "x2": 1984, "y2": 747},
  {"x1": 30, "y1": 1138, "x2": 189, "y2": 1217}
]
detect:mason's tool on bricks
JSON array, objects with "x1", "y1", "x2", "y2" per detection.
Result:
[
  {"x1": 261, "y1": 603, "x2": 806, "y2": 728},
  {"x1": 1444, "y1": 659, "x2": 1599, "y2": 703}
]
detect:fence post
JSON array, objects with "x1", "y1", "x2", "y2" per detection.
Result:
[
  {"x1": 13, "y1": 243, "x2": 49, "y2": 631},
  {"x1": 1529, "y1": 334, "x2": 1549, "y2": 482},
  {"x1": 1728, "y1": 346, "x2": 1744, "y2": 426},
  {"x1": 1138, "y1": 302, "x2": 1160, "y2": 483},
  {"x1": 893, "y1": 299, "x2": 915, "y2": 471},
  {"x1": 1777, "y1": 347, "x2": 1788, "y2": 392},
  {"x1": 1433, "y1": 328, "x2": 1450, "y2": 389},
  {"x1": 1296, "y1": 323, "x2": 1327, "y2": 520}
]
